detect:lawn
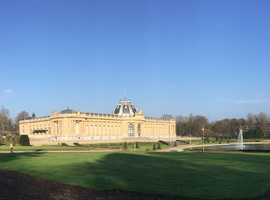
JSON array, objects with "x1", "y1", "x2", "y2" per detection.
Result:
[
  {"x1": 0, "y1": 142, "x2": 170, "y2": 152},
  {"x1": 0, "y1": 152, "x2": 270, "y2": 199}
]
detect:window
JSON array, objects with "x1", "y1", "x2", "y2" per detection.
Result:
[
  {"x1": 128, "y1": 124, "x2": 134, "y2": 136},
  {"x1": 75, "y1": 123, "x2": 79, "y2": 135},
  {"x1": 86, "y1": 125, "x2": 89, "y2": 135},
  {"x1": 138, "y1": 124, "x2": 141, "y2": 136}
]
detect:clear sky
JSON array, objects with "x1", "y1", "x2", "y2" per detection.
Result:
[{"x1": 1, "y1": 0, "x2": 270, "y2": 122}]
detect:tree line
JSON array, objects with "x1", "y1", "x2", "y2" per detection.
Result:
[
  {"x1": 176, "y1": 112, "x2": 270, "y2": 138},
  {"x1": 0, "y1": 106, "x2": 34, "y2": 135}
]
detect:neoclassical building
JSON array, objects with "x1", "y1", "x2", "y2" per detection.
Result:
[{"x1": 19, "y1": 99, "x2": 176, "y2": 141}]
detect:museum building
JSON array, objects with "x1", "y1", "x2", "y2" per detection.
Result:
[{"x1": 19, "y1": 99, "x2": 176, "y2": 141}]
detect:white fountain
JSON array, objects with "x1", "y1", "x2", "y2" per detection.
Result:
[{"x1": 237, "y1": 129, "x2": 245, "y2": 150}]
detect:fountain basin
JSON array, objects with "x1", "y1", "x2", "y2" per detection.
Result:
[{"x1": 184, "y1": 143, "x2": 270, "y2": 151}]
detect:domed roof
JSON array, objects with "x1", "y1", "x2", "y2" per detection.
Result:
[{"x1": 113, "y1": 99, "x2": 138, "y2": 117}]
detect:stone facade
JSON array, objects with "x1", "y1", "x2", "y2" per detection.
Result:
[{"x1": 19, "y1": 99, "x2": 176, "y2": 141}]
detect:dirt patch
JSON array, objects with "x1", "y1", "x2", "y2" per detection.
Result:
[{"x1": 0, "y1": 169, "x2": 181, "y2": 200}]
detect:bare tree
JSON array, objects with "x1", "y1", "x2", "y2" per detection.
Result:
[
  {"x1": 255, "y1": 112, "x2": 268, "y2": 126},
  {"x1": 14, "y1": 111, "x2": 29, "y2": 132},
  {"x1": 192, "y1": 115, "x2": 209, "y2": 137},
  {"x1": 175, "y1": 115, "x2": 189, "y2": 136},
  {"x1": 0, "y1": 106, "x2": 10, "y2": 134},
  {"x1": 247, "y1": 113, "x2": 255, "y2": 129}
]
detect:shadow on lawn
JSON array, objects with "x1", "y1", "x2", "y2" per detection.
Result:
[
  {"x1": 0, "y1": 152, "x2": 43, "y2": 164},
  {"x1": 0, "y1": 152, "x2": 270, "y2": 199},
  {"x1": 61, "y1": 152, "x2": 270, "y2": 199}
]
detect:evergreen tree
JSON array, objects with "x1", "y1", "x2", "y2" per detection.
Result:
[
  {"x1": 153, "y1": 144, "x2": 156, "y2": 150},
  {"x1": 32, "y1": 112, "x2": 36, "y2": 118},
  {"x1": 135, "y1": 142, "x2": 139, "y2": 149},
  {"x1": 123, "y1": 141, "x2": 128, "y2": 149},
  {"x1": 157, "y1": 142, "x2": 161, "y2": 149}
]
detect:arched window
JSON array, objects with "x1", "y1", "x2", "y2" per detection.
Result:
[
  {"x1": 128, "y1": 124, "x2": 134, "y2": 136},
  {"x1": 138, "y1": 124, "x2": 141, "y2": 137}
]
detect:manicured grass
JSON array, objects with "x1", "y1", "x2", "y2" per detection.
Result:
[
  {"x1": 0, "y1": 152, "x2": 270, "y2": 199},
  {"x1": 0, "y1": 145, "x2": 88, "y2": 151},
  {"x1": 0, "y1": 142, "x2": 170, "y2": 152}
]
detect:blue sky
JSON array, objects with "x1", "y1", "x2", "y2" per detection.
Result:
[{"x1": 1, "y1": 0, "x2": 270, "y2": 122}]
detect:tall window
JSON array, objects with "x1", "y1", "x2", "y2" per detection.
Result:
[
  {"x1": 128, "y1": 124, "x2": 134, "y2": 136},
  {"x1": 138, "y1": 124, "x2": 141, "y2": 137},
  {"x1": 75, "y1": 123, "x2": 79, "y2": 135},
  {"x1": 86, "y1": 125, "x2": 89, "y2": 135}
]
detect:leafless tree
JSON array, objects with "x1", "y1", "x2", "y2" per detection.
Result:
[
  {"x1": 247, "y1": 113, "x2": 256, "y2": 129},
  {"x1": 255, "y1": 112, "x2": 268, "y2": 126},
  {"x1": 14, "y1": 111, "x2": 29, "y2": 132},
  {"x1": 0, "y1": 106, "x2": 10, "y2": 134}
]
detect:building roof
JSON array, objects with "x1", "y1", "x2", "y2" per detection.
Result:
[
  {"x1": 112, "y1": 99, "x2": 138, "y2": 117},
  {"x1": 61, "y1": 107, "x2": 74, "y2": 114}
]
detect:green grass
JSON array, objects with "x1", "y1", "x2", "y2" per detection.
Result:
[
  {"x1": 0, "y1": 152, "x2": 270, "y2": 199},
  {"x1": 0, "y1": 145, "x2": 89, "y2": 151},
  {"x1": 0, "y1": 142, "x2": 170, "y2": 152}
]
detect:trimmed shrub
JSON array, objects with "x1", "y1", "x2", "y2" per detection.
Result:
[
  {"x1": 174, "y1": 141, "x2": 177, "y2": 147},
  {"x1": 123, "y1": 141, "x2": 128, "y2": 149},
  {"x1": 4, "y1": 136, "x2": 15, "y2": 146},
  {"x1": 227, "y1": 139, "x2": 230, "y2": 143},
  {"x1": 14, "y1": 136, "x2": 20, "y2": 144},
  {"x1": 135, "y1": 142, "x2": 139, "y2": 149},
  {"x1": 73, "y1": 143, "x2": 80, "y2": 146},
  {"x1": 0, "y1": 135, "x2": 3, "y2": 144},
  {"x1": 153, "y1": 144, "x2": 156, "y2": 150},
  {"x1": 158, "y1": 140, "x2": 169, "y2": 145},
  {"x1": 61, "y1": 143, "x2": 68, "y2": 146},
  {"x1": 157, "y1": 142, "x2": 161, "y2": 149},
  {"x1": 19, "y1": 135, "x2": 30, "y2": 146},
  {"x1": 218, "y1": 139, "x2": 222, "y2": 144}
]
